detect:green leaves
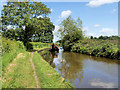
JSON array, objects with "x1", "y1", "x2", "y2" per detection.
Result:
[
  {"x1": 58, "y1": 15, "x2": 84, "y2": 51},
  {"x1": 2, "y1": 2, "x2": 54, "y2": 44}
]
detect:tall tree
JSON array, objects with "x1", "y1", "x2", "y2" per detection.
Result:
[
  {"x1": 2, "y1": 2, "x2": 54, "y2": 46},
  {"x1": 58, "y1": 15, "x2": 83, "y2": 50}
]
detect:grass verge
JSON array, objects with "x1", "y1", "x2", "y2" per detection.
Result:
[
  {"x1": 2, "y1": 52, "x2": 37, "y2": 88},
  {"x1": 33, "y1": 52, "x2": 73, "y2": 88},
  {"x1": 2, "y1": 38, "x2": 25, "y2": 71}
]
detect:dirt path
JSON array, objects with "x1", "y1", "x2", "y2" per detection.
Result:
[
  {"x1": 4, "y1": 53, "x2": 23, "y2": 76},
  {"x1": 30, "y1": 52, "x2": 40, "y2": 88}
]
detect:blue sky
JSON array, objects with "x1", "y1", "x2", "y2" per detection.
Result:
[
  {"x1": 0, "y1": 0, "x2": 119, "y2": 42},
  {"x1": 42, "y1": 2, "x2": 118, "y2": 42}
]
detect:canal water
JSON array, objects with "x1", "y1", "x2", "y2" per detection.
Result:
[{"x1": 40, "y1": 48, "x2": 120, "y2": 88}]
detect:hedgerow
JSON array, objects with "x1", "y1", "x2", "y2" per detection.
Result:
[{"x1": 71, "y1": 39, "x2": 120, "y2": 60}]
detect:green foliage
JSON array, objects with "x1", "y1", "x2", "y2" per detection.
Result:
[
  {"x1": 90, "y1": 35, "x2": 119, "y2": 40},
  {"x1": 90, "y1": 36, "x2": 93, "y2": 39},
  {"x1": 71, "y1": 39, "x2": 120, "y2": 60},
  {"x1": 30, "y1": 42, "x2": 50, "y2": 50},
  {"x1": 2, "y1": 38, "x2": 72, "y2": 88},
  {"x1": 2, "y1": 2, "x2": 51, "y2": 27},
  {"x1": 2, "y1": 2, "x2": 54, "y2": 47},
  {"x1": 2, "y1": 38, "x2": 25, "y2": 70},
  {"x1": 58, "y1": 16, "x2": 84, "y2": 51},
  {"x1": 24, "y1": 42, "x2": 33, "y2": 51}
]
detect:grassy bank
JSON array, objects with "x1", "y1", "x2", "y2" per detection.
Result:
[
  {"x1": 70, "y1": 39, "x2": 120, "y2": 60},
  {"x1": 2, "y1": 38, "x2": 25, "y2": 71},
  {"x1": 33, "y1": 52, "x2": 73, "y2": 88},
  {"x1": 2, "y1": 52, "x2": 37, "y2": 88},
  {"x1": 2, "y1": 38, "x2": 73, "y2": 88}
]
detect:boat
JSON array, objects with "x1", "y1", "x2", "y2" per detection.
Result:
[{"x1": 50, "y1": 43, "x2": 59, "y2": 51}]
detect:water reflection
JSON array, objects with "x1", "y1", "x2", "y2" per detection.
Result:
[{"x1": 41, "y1": 50, "x2": 120, "y2": 88}]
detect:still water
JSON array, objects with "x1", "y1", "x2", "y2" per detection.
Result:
[{"x1": 41, "y1": 48, "x2": 120, "y2": 88}]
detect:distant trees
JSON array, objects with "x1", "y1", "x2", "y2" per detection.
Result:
[
  {"x1": 2, "y1": 2, "x2": 54, "y2": 49},
  {"x1": 90, "y1": 36, "x2": 93, "y2": 39},
  {"x1": 58, "y1": 16, "x2": 84, "y2": 51},
  {"x1": 89, "y1": 35, "x2": 119, "y2": 40}
]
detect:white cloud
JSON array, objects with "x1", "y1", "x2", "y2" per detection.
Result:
[
  {"x1": 85, "y1": 27, "x2": 117, "y2": 37},
  {"x1": 82, "y1": 27, "x2": 88, "y2": 32},
  {"x1": 94, "y1": 24, "x2": 101, "y2": 28},
  {"x1": 60, "y1": 10, "x2": 72, "y2": 18},
  {"x1": 50, "y1": 9, "x2": 53, "y2": 12},
  {"x1": 84, "y1": 27, "x2": 98, "y2": 37},
  {"x1": 111, "y1": 9, "x2": 117, "y2": 13},
  {"x1": 99, "y1": 28, "x2": 118, "y2": 36},
  {"x1": 90, "y1": 78, "x2": 116, "y2": 88},
  {"x1": 86, "y1": 0, "x2": 119, "y2": 7},
  {"x1": 86, "y1": 32, "x2": 98, "y2": 37},
  {"x1": 2, "y1": 2, "x2": 7, "y2": 6},
  {"x1": 56, "y1": 19, "x2": 61, "y2": 22}
]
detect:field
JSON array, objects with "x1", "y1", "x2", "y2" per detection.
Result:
[{"x1": 30, "y1": 42, "x2": 51, "y2": 51}]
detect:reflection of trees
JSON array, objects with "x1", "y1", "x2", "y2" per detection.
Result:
[
  {"x1": 40, "y1": 51, "x2": 53, "y2": 64},
  {"x1": 41, "y1": 51, "x2": 59, "y2": 68},
  {"x1": 90, "y1": 56, "x2": 120, "y2": 65},
  {"x1": 58, "y1": 52, "x2": 84, "y2": 83},
  {"x1": 71, "y1": 52, "x2": 120, "y2": 65},
  {"x1": 41, "y1": 50, "x2": 120, "y2": 86}
]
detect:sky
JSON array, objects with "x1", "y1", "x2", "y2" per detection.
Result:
[{"x1": 0, "y1": 0, "x2": 119, "y2": 42}]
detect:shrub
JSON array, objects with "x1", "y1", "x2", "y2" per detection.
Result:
[{"x1": 71, "y1": 39, "x2": 120, "y2": 60}]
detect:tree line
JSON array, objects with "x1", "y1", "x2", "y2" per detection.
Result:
[
  {"x1": 2, "y1": 2, "x2": 55, "y2": 50},
  {"x1": 90, "y1": 35, "x2": 119, "y2": 40}
]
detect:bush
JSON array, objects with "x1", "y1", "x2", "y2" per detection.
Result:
[
  {"x1": 71, "y1": 39, "x2": 120, "y2": 60},
  {"x1": 25, "y1": 42, "x2": 33, "y2": 51}
]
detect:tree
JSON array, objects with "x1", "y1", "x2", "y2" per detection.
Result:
[
  {"x1": 94, "y1": 37, "x2": 97, "y2": 39},
  {"x1": 25, "y1": 17, "x2": 54, "y2": 43},
  {"x1": 90, "y1": 36, "x2": 93, "y2": 39},
  {"x1": 98, "y1": 35, "x2": 104, "y2": 39},
  {"x1": 58, "y1": 16, "x2": 83, "y2": 51},
  {"x1": 2, "y1": 2, "x2": 54, "y2": 47}
]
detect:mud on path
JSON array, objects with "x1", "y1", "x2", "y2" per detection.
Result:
[
  {"x1": 30, "y1": 52, "x2": 40, "y2": 88},
  {"x1": 2, "y1": 52, "x2": 37, "y2": 88},
  {"x1": 4, "y1": 53, "x2": 24, "y2": 75}
]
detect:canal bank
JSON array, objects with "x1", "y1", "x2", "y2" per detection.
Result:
[
  {"x1": 40, "y1": 49, "x2": 120, "y2": 88},
  {"x1": 33, "y1": 51, "x2": 73, "y2": 88},
  {"x1": 62, "y1": 39, "x2": 120, "y2": 60}
]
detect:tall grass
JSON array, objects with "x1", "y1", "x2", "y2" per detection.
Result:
[{"x1": 2, "y1": 38, "x2": 25, "y2": 71}]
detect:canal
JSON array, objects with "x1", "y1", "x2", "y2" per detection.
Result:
[{"x1": 40, "y1": 48, "x2": 120, "y2": 88}]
